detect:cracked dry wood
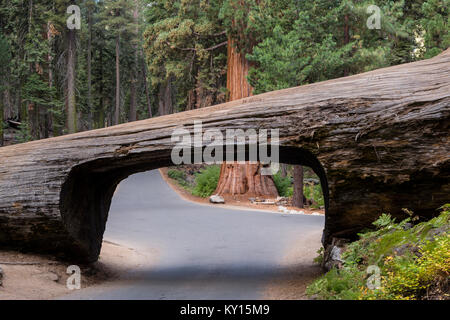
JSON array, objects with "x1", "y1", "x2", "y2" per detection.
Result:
[{"x1": 0, "y1": 50, "x2": 449, "y2": 262}]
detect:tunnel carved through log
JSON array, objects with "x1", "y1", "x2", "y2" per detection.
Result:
[{"x1": 0, "y1": 50, "x2": 449, "y2": 262}]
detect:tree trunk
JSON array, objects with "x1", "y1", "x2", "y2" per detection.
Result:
[
  {"x1": 129, "y1": 1, "x2": 139, "y2": 122},
  {"x1": 2, "y1": 81, "x2": 13, "y2": 120},
  {"x1": 158, "y1": 80, "x2": 173, "y2": 116},
  {"x1": 344, "y1": 14, "x2": 350, "y2": 77},
  {"x1": 47, "y1": 21, "x2": 54, "y2": 137},
  {"x1": 215, "y1": 162, "x2": 279, "y2": 198},
  {"x1": 140, "y1": 49, "x2": 152, "y2": 118},
  {"x1": 87, "y1": 6, "x2": 93, "y2": 130},
  {"x1": 292, "y1": 165, "x2": 304, "y2": 208},
  {"x1": 115, "y1": 34, "x2": 120, "y2": 125},
  {"x1": 97, "y1": 46, "x2": 105, "y2": 129},
  {"x1": 281, "y1": 163, "x2": 288, "y2": 178},
  {"x1": 215, "y1": 38, "x2": 278, "y2": 199},
  {"x1": 0, "y1": 97, "x2": 3, "y2": 146},
  {"x1": 66, "y1": 29, "x2": 76, "y2": 134},
  {"x1": 226, "y1": 38, "x2": 252, "y2": 101},
  {"x1": 129, "y1": 81, "x2": 137, "y2": 122}
]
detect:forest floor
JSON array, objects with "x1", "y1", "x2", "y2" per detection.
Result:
[
  {"x1": 0, "y1": 241, "x2": 145, "y2": 300},
  {"x1": 159, "y1": 167, "x2": 325, "y2": 216},
  {"x1": 262, "y1": 229, "x2": 323, "y2": 300}
]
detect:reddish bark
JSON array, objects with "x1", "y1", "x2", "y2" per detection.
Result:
[
  {"x1": 215, "y1": 162, "x2": 278, "y2": 198},
  {"x1": 292, "y1": 165, "x2": 304, "y2": 208},
  {"x1": 226, "y1": 38, "x2": 253, "y2": 101},
  {"x1": 214, "y1": 38, "x2": 278, "y2": 199}
]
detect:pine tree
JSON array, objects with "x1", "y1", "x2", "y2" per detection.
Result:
[
  {"x1": 143, "y1": 0, "x2": 228, "y2": 114},
  {"x1": 99, "y1": 0, "x2": 135, "y2": 125}
]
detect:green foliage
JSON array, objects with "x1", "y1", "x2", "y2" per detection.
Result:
[
  {"x1": 307, "y1": 205, "x2": 450, "y2": 300},
  {"x1": 245, "y1": 0, "x2": 449, "y2": 94},
  {"x1": 17, "y1": 121, "x2": 32, "y2": 143},
  {"x1": 306, "y1": 266, "x2": 366, "y2": 300},
  {"x1": 167, "y1": 169, "x2": 191, "y2": 189},
  {"x1": 362, "y1": 235, "x2": 450, "y2": 300},
  {"x1": 0, "y1": 33, "x2": 10, "y2": 72},
  {"x1": 1, "y1": 0, "x2": 448, "y2": 143},
  {"x1": 273, "y1": 169, "x2": 324, "y2": 205},
  {"x1": 272, "y1": 171, "x2": 293, "y2": 197},
  {"x1": 372, "y1": 213, "x2": 395, "y2": 229},
  {"x1": 313, "y1": 247, "x2": 324, "y2": 265},
  {"x1": 168, "y1": 169, "x2": 186, "y2": 181},
  {"x1": 192, "y1": 165, "x2": 221, "y2": 198},
  {"x1": 0, "y1": 33, "x2": 10, "y2": 145},
  {"x1": 143, "y1": 0, "x2": 227, "y2": 113},
  {"x1": 304, "y1": 183, "x2": 324, "y2": 208},
  {"x1": 420, "y1": 0, "x2": 450, "y2": 58}
]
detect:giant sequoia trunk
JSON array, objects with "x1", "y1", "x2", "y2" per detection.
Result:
[
  {"x1": 215, "y1": 39, "x2": 278, "y2": 199},
  {"x1": 0, "y1": 50, "x2": 448, "y2": 262}
]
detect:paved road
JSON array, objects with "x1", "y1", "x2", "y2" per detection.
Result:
[{"x1": 63, "y1": 170, "x2": 324, "y2": 300}]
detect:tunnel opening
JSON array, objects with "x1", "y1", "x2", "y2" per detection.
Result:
[{"x1": 59, "y1": 145, "x2": 329, "y2": 262}]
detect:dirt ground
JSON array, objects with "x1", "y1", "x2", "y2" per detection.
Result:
[
  {"x1": 159, "y1": 167, "x2": 325, "y2": 216},
  {"x1": 0, "y1": 241, "x2": 146, "y2": 300},
  {"x1": 262, "y1": 231, "x2": 323, "y2": 300}
]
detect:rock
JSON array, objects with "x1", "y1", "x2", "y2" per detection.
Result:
[
  {"x1": 278, "y1": 206, "x2": 290, "y2": 214},
  {"x1": 209, "y1": 195, "x2": 225, "y2": 204},
  {"x1": 275, "y1": 197, "x2": 289, "y2": 205},
  {"x1": 425, "y1": 225, "x2": 450, "y2": 240},
  {"x1": 402, "y1": 222, "x2": 413, "y2": 230},
  {"x1": 322, "y1": 238, "x2": 349, "y2": 271},
  {"x1": 304, "y1": 178, "x2": 320, "y2": 185},
  {"x1": 393, "y1": 243, "x2": 421, "y2": 257}
]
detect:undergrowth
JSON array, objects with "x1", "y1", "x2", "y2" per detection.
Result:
[{"x1": 307, "y1": 204, "x2": 450, "y2": 300}]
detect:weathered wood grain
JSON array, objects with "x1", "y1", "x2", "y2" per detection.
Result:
[{"x1": 0, "y1": 49, "x2": 449, "y2": 262}]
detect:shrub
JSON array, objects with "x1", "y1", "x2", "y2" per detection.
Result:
[
  {"x1": 167, "y1": 169, "x2": 191, "y2": 189},
  {"x1": 307, "y1": 204, "x2": 450, "y2": 300},
  {"x1": 168, "y1": 169, "x2": 186, "y2": 181},
  {"x1": 272, "y1": 172, "x2": 293, "y2": 197},
  {"x1": 191, "y1": 165, "x2": 221, "y2": 198},
  {"x1": 304, "y1": 183, "x2": 324, "y2": 208}
]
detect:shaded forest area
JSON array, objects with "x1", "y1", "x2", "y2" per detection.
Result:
[{"x1": 0, "y1": 0, "x2": 447, "y2": 146}]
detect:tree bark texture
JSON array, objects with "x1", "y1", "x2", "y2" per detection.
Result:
[
  {"x1": 215, "y1": 162, "x2": 279, "y2": 198},
  {"x1": 0, "y1": 50, "x2": 448, "y2": 262},
  {"x1": 66, "y1": 29, "x2": 76, "y2": 134},
  {"x1": 216, "y1": 38, "x2": 278, "y2": 199},
  {"x1": 115, "y1": 34, "x2": 120, "y2": 125},
  {"x1": 87, "y1": 7, "x2": 93, "y2": 130},
  {"x1": 293, "y1": 165, "x2": 304, "y2": 208}
]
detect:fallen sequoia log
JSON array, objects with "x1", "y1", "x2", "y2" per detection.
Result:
[{"x1": 0, "y1": 50, "x2": 449, "y2": 262}]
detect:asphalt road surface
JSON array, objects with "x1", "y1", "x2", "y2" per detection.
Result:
[{"x1": 63, "y1": 170, "x2": 324, "y2": 300}]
